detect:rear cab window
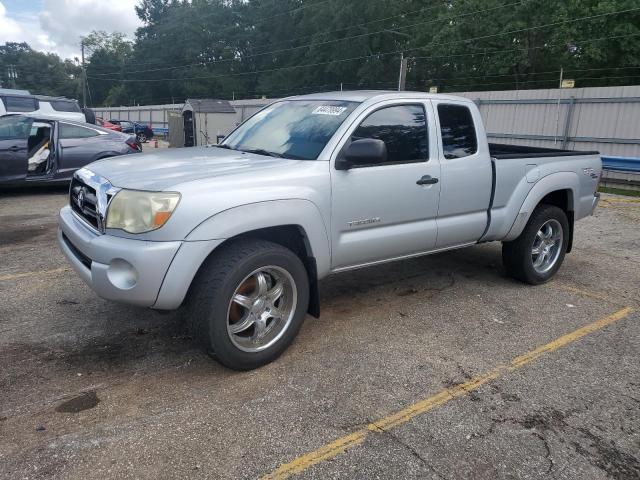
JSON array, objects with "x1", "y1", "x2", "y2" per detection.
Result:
[{"x1": 437, "y1": 104, "x2": 478, "y2": 159}]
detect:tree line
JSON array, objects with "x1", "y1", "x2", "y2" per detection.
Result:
[{"x1": 2, "y1": 0, "x2": 639, "y2": 107}]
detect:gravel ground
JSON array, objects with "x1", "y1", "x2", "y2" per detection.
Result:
[{"x1": 0, "y1": 189, "x2": 638, "y2": 480}]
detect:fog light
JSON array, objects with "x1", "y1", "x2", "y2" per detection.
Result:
[{"x1": 106, "y1": 258, "x2": 138, "y2": 289}]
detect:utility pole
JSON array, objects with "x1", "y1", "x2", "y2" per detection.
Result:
[
  {"x1": 398, "y1": 54, "x2": 408, "y2": 91},
  {"x1": 558, "y1": 66, "x2": 564, "y2": 89},
  {"x1": 7, "y1": 65, "x2": 17, "y2": 89},
  {"x1": 81, "y1": 41, "x2": 87, "y2": 108},
  {"x1": 554, "y1": 67, "x2": 564, "y2": 145}
]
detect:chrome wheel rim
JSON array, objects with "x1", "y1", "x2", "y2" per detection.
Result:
[
  {"x1": 137, "y1": 133, "x2": 147, "y2": 143},
  {"x1": 531, "y1": 219, "x2": 563, "y2": 274},
  {"x1": 226, "y1": 266, "x2": 297, "y2": 353}
]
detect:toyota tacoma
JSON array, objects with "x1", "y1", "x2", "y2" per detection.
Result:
[{"x1": 58, "y1": 91, "x2": 601, "y2": 370}]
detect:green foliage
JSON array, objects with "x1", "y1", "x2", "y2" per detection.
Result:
[
  {"x1": 0, "y1": 42, "x2": 80, "y2": 98},
  {"x1": 83, "y1": 31, "x2": 134, "y2": 105},
  {"x1": 2, "y1": 0, "x2": 640, "y2": 106}
]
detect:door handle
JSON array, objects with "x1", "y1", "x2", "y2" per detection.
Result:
[
  {"x1": 8, "y1": 145, "x2": 21, "y2": 152},
  {"x1": 416, "y1": 175, "x2": 438, "y2": 185}
]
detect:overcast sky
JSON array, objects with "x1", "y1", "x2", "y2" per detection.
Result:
[{"x1": 0, "y1": 0, "x2": 142, "y2": 60}]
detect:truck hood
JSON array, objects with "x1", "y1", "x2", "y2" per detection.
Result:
[{"x1": 87, "y1": 146, "x2": 304, "y2": 191}]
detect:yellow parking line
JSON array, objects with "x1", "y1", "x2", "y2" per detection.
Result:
[
  {"x1": 0, "y1": 267, "x2": 68, "y2": 282},
  {"x1": 263, "y1": 307, "x2": 634, "y2": 480}
]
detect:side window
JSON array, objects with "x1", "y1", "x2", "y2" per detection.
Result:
[
  {"x1": 437, "y1": 104, "x2": 478, "y2": 159},
  {"x1": 4, "y1": 96, "x2": 38, "y2": 112},
  {"x1": 352, "y1": 104, "x2": 428, "y2": 164},
  {"x1": 0, "y1": 116, "x2": 32, "y2": 140},
  {"x1": 59, "y1": 123, "x2": 99, "y2": 139}
]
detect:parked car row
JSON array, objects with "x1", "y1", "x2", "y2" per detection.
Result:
[
  {"x1": 0, "y1": 114, "x2": 141, "y2": 186},
  {"x1": 0, "y1": 89, "x2": 158, "y2": 186},
  {"x1": 107, "y1": 120, "x2": 154, "y2": 143},
  {"x1": 96, "y1": 118, "x2": 122, "y2": 132},
  {"x1": 95, "y1": 117, "x2": 154, "y2": 143}
]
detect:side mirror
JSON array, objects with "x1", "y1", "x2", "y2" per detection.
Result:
[{"x1": 336, "y1": 138, "x2": 387, "y2": 170}]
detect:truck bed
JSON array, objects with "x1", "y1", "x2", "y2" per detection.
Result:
[{"x1": 489, "y1": 143, "x2": 599, "y2": 159}]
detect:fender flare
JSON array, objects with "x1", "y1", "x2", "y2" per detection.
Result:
[
  {"x1": 186, "y1": 198, "x2": 332, "y2": 277},
  {"x1": 503, "y1": 171, "x2": 578, "y2": 241}
]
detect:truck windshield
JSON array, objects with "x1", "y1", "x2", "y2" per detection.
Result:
[{"x1": 222, "y1": 100, "x2": 359, "y2": 160}]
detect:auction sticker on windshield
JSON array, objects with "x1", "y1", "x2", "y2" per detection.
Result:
[{"x1": 312, "y1": 105, "x2": 348, "y2": 115}]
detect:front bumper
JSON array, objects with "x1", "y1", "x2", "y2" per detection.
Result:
[
  {"x1": 58, "y1": 206, "x2": 225, "y2": 309},
  {"x1": 58, "y1": 205, "x2": 181, "y2": 307}
]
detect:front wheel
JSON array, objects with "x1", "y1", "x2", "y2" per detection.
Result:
[
  {"x1": 186, "y1": 239, "x2": 309, "y2": 370},
  {"x1": 136, "y1": 132, "x2": 147, "y2": 143},
  {"x1": 502, "y1": 204, "x2": 569, "y2": 285}
]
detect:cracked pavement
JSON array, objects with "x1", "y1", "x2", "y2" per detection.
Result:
[{"x1": 0, "y1": 188, "x2": 639, "y2": 479}]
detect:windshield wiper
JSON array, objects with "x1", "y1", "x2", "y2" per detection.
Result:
[
  {"x1": 240, "y1": 148, "x2": 283, "y2": 158},
  {"x1": 215, "y1": 144, "x2": 234, "y2": 150}
]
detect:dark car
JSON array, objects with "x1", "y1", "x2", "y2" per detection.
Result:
[
  {"x1": 108, "y1": 120, "x2": 154, "y2": 143},
  {"x1": 0, "y1": 114, "x2": 141, "y2": 186}
]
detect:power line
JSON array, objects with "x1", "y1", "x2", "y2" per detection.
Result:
[
  {"x1": 251, "y1": 1, "x2": 448, "y2": 53},
  {"x1": 411, "y1": 65, "x2": 640, "y2": 83},
  {"x1": 82, "y1": 0, "x2": 336, "y2": 72},
  {"x1": 86, "y1": 0, "x2": 446, "y2": 71},
  {"x1": 89, "y1": 1, "x2": 523, "y2": 77},
  {"x1": 138, "y1": 0, "x2": 334, "y2": 37},
  {"x1": 410, "y1": 32, "x2": 640, "y2": 63},
  {"x1": 422, "y1": 73, "x2": 640, "y2": 92},
  {"x1": 88, "y1": 8, "x2": 640, "y2": 84}
]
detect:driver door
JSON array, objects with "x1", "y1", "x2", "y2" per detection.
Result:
[
  {"x1": 0, "y1": 116, "x2": 32, "y2": 184},
  {"x1": 330, "y1": 101, "x2": 441, "y2": 270}
]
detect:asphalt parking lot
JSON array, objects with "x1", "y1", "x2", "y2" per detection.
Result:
[{"x1": 0, "y1": 189, "x2": 639, "y2": 480}]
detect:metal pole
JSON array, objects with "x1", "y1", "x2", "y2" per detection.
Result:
[
  {"x1": 398, "y1": 54, "x2": 408, "y2": 91},
  {"x1": 81, "y1": 42, "x2": 87, "y2": 108},
  {"x1": 561, "y1": 96, "x2": 576, "y2": 149},
  {"x1": 554, "y1": 67, "x2": 563, "y2": 144},
  {"x1": 558, "y1": 66, "x2": 564, "y2": 88}
]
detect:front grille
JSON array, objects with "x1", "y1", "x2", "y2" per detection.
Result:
[{"x1": 70, "y1": 177, "x2": 101, "y2": 231}]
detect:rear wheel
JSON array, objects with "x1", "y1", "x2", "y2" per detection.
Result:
[
  {"x1": 502, "y1": 204, "x2": 569, "y2": 285},
  {"x1": 186, "y1": 239, "x2": 309, "y2": 370},
  {"x1": 136, "y1": 132, "x2": 147, "y2": 143}
]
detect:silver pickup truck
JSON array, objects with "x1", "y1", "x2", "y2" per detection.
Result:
[{"x1": 58, "y1": 91, "x2": 601, "y2": 369}]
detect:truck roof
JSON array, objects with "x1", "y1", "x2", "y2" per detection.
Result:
[{"x1": 289, "y1": 90, "x2": 473, "y2": 104}]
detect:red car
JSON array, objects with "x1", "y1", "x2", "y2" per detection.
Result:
[{"x1": 96, "y1": 117, "x2": 123, "y2": 132}]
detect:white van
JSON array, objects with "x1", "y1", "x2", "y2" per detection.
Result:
[{"x1": 0, "y1": 90, "x2": 87, "y2": 122}]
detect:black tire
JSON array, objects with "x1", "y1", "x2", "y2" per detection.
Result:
[
  {"x1": 186, "y1": 239, "x2": 309, "y2": 370},
  {"x1": 136, "y1": 132, "x2": 147, "y2": 143},
  {"x1": 502, "y1": 204, "x2": 569, "y2": 285}
]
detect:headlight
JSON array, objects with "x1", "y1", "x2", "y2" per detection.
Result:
[{"x1": 106, "y1": 190, "x2": 180, "y2": 234}]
